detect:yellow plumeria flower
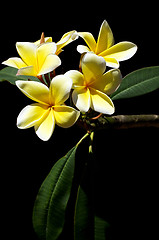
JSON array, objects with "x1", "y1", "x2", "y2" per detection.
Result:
[
  {"x1": 34, "y1": 30, "x2": 78, "y2": 55},
  {"x1": 77, "y1": 20, "x2": 137, "y2": 68},
  {"x1": 2, "y1": 42, "x2": 61, "y2": 77},
  {"x1": 16, "y1": 76, "x2": 80, "y2": 141},
  {"x1": 65, "y1": 53, "x2": 122, "y2": 114},
  {"x1": 56, "y1": 30, "x2": 78, "y2": 55}
]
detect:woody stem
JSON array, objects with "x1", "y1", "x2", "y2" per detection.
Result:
[{"x1": 91, "y1": 114, "x2": 159, "y2": 130}]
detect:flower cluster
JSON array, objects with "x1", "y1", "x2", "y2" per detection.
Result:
[{"x1": 2, "y1": 20, "x2": 137, "y2": 141}]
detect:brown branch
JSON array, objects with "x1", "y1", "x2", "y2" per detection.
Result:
[
  {"x1": 92, "y1": 114, "x2": 159, "y2": 130},
  {"x1": 77, "y1": 114, "x2": 159, "y2": 132}
]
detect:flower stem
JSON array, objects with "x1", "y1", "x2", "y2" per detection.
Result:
[
  {"x1": 76, "y1": 132, "x2": 89, "y2": 147},
  {"x1": 90, "y1": 113, "x2": 103, "y2": 120},
  {"x1": 37, "y1": 75, "x2": 46, "y2": 85},
  {"x1": 89, "y1": 131, "x2": 94, "y2": 154}
]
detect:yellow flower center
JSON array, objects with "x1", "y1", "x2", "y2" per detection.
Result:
[{"x1": 84, "y1": 77, "x2": 95, "y2": 88}]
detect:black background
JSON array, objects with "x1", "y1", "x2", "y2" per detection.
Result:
[{"x1": 0, "y1": 2, "x2": 158, "y2": 240}]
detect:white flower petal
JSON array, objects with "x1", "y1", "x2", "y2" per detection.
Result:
[
  {"x1": 54, "y1": 106, "x2": 80, "y2": 128},
  {"x1": 16, "y1": 42, "x2": 37, "y2": 66},
  {"x1": 82, "y1": 53, "x2": 106, "y2": 82},
  {"x1": 2, "y1": 57, "x2": 27, "y2": 69},
  {"x1": 96, "y1": 20, "x2": 114, "y2": 54},
  {"x1": 16, "y1": 80, "x2": 50, "y2": 105},
  {"x1": 34, "y1": 108, "x2": 55, "y2": 141},
  {"x1": 91, "y1": 69, "x2": 122, "y2": 95},
  {"x1": 17, "y1": 103, "x2": 48, "y2": 129},
  {"x1": 16, "y1": 66, "x2": 37, "y2": 76},
  {"x1": 102, "y1": 57, "x2": 119, "y2": 68},
  {"x1": 38, "y1": 54, "x2": 61, "y2": 76},
  {"x1": 77, "y1": 45, "x2": 91, "y2": 54},
  {"x1": 50, "y1": 75, "x2": 72, "y2": 105},
  {"x1": 65, "y1": 70, "x2": 85, "y2": 88},
  {"x1": 72, "y1": 87, "x2": 91, "y2": 112},
  {"x1": 37, "y1": 42, "x2": 57, "y2": 70},
  {"x1": 77, "y1": 32, "x2": 97, "y2": 52},
  {"x1": 90, "y1": 88, "x2": 114, "y2": 115},
  {"x1": 100, "y1": 41, "x2": 137, "y2": 62}
]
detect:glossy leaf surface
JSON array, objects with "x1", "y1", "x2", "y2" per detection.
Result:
[
  {"x1": 111, "y1": 66, "x2": 159, "y2": 100},
  {"x1": 74, "y1": 151, "x2": 109, "y2": 240},
  {"x1": 0, "y1": 66, "x2": 40, "y2": 84},
  {"x1": 33, "y1": 146, "x2": 77, "y2": 240}
]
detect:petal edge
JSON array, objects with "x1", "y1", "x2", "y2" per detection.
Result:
[
  {"x1": 34, "y1": 108, "x2": 55, "y2": 141},
  {"x1": 90, "y1": 88, "x2": 115, "y2": 115},
  {"x1": 54, "y1": 106, "x2": 80, "y2": 128}
]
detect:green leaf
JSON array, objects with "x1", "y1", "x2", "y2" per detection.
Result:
[
  {"x1": 74, "y1": 180, "x2": 110, "y2": 240},
  {"x1": 74, "y1": 151, "x2": 110, "y2": 240},
  {"x1": 111, "y1": 66, "x2": 159, "y2": 100},
  {"x1": 33, "y1": 133, "x2": 89, "y2": 240},
  {"x1": 0, "y1": 66, "x2": 40, "y2": 84},
  {"x1": 95, "y1": 216, "x2": 110, "y2": 240},
  {"x1": 74, "y1": 186, "x2": 94, "y2": 240},
  {"x1": 32, "y1": 146, "x2": 77, "y2": 240}
]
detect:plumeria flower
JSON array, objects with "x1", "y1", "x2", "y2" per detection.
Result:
[
  {"x1": 77, "y1": 20, "x2": 137, "y2": 68},
  {"x1": 56, "y1": 30, "x2": 78, "y2": 55},
  {"x1": 65, "y1": 53, "x2": 122, "y2": 114},
  {"x1": 16, "y1": 76, "x2": 80, "y2": 141},
  {"x1": 2, "y1": 41, "x2": 61, "y2": 77},
  {"x1": 34, "y1": 30, "x2": 78, "y2": 55}
]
